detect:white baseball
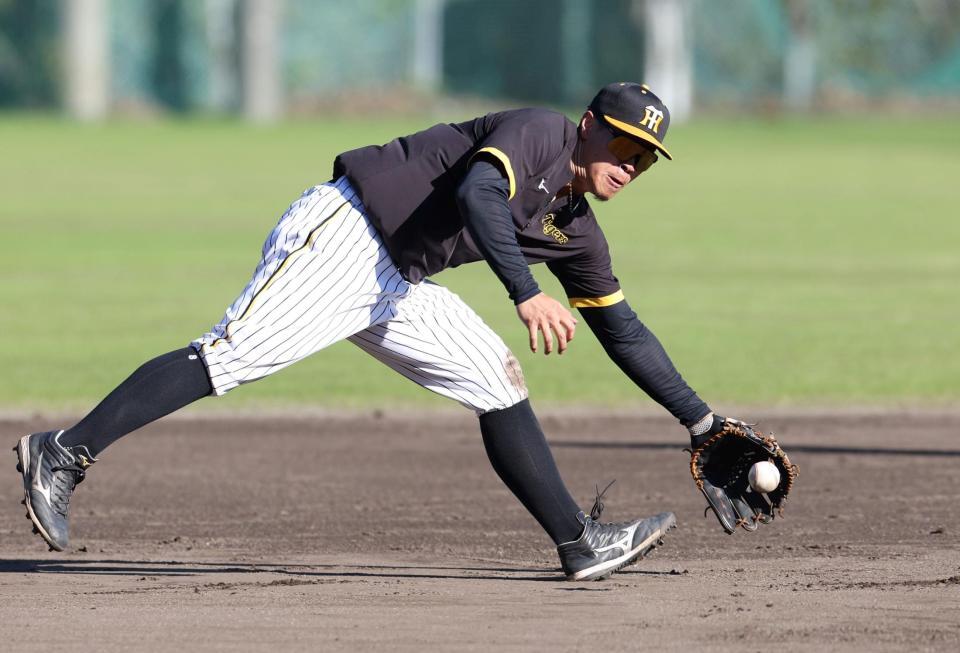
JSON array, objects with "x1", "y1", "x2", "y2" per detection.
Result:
[{"x1": 748, "y1": 461, "x2": 780, "y2": 493}]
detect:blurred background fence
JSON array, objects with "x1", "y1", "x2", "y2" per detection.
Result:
[
  {"x1": 2, "y1": 0, "x2": 959, "y2": 121},
  {"x1": 3, "y1": 0, "x2": 958, "y2": 411}
]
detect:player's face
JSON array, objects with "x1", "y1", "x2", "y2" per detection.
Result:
[{"x1": 574, "y1": 112, "x2": 658, "y2": 201}]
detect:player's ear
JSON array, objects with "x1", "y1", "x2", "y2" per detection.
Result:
[{"x1": 578, "y1": 110, "x2": 596, "y2": 139}]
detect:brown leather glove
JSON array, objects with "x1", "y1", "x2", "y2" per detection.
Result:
[{"x1": 688, "y1": 417, "x2": 798, "y2": 533}]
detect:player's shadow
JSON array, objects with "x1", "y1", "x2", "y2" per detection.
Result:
[
  {"x1": 550, "y1": 441, "x2": 960, "y2": 457},
  {"x1": 0, "y1": 558, "x2": 679, "y2": 582}
]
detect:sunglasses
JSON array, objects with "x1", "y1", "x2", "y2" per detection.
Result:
[{"x1": 601, "y1": 121, "x2": 659, "y2": 172}]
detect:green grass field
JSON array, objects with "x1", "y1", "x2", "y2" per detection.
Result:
[{"x1": 1, "y1": 112, "x2": 957, "y2": 412}]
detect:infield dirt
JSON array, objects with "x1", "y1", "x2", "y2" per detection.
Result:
[{"x1": 1, "y1": 410, "x2": 958, "y2": 651}]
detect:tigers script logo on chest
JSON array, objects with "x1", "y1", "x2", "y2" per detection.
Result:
[{"x1": 541, "y1": 214, "x2": 569, "y2": 244}]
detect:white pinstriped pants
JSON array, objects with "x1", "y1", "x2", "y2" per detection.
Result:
[{"x1": 192, "y1": 177, "x2": 528, "y2": 414}]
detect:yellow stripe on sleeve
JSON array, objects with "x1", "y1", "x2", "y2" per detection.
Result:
[
  {"x1": 471, "y1": 147, "x2": 516, "y2": 200},
  {"x1": 568, "y1": 290, "x2": 625, "y2": 308}
]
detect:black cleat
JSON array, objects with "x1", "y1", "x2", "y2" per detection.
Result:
[
  {"x1": 557, "y1": 510, "x2": 677, "y2": 581},
  {"x1": 15, "y1": 430, "x2": 96, "y2": 551}
]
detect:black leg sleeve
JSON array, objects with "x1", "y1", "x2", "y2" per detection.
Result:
[
  {"x1": 479, "y1": 399, "x2": 583, "y2": 545},
  {"x1": 58, "y1": 347, "x2": 213, "y2": 457}
]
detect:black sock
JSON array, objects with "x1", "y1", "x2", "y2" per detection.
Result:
[
  {"x1": 59, "y1": 347, "x2": 213, "y2": 457},
  {"x1": 479, "y1": 399, "x2": 583, "y2": 545}
]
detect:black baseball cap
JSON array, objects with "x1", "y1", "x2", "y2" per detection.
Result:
[{"x1": 589, "y1": 82, "x2": 673, "y2": 160}]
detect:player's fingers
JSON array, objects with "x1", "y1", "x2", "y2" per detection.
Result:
[
  {"x1": 528, "y1": 321, "x2": 539, "y2": 353},
  {"x1": 561, "y1": 315, "x2": 577, "y2": 342},
  {"x1": 546, "y1": 314, "x2": 569, "y2": 354},
  {"x1": 540, "y1": 319, "x2": 554, "y2": 355},
  {"x1": 555, "y1": 323, "x2": 569, "y2": 354}
]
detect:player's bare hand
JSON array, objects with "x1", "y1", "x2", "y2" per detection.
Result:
[{"x1": 516, "y1": 292, "x2": 577, "y2": 355}]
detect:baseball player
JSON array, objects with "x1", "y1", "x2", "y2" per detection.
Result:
[{"x1": 15, "y1": 83, "x2": 794, "y2": 581}]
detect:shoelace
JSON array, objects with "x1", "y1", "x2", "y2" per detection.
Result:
[
  {"x1": 48, "y1": 462, "x2": 86, "y2": 517},
  {"x1": 589, "y1": 479, "x2": 616, "y2": 521}
]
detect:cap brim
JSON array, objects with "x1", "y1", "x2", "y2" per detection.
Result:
[{"x1": 602, "y1": 115, "x2": 673, "y2": 160}]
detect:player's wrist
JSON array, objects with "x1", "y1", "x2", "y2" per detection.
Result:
[
  {"x1": 687, "y1": 411, "x2": 715, "y2": 437},
  {"x1": 512, "y1": 285, "x2": 542, "y2": 305},
  {"x1": 688, "y1": 412, "x2": 730, "y2": 448}
]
